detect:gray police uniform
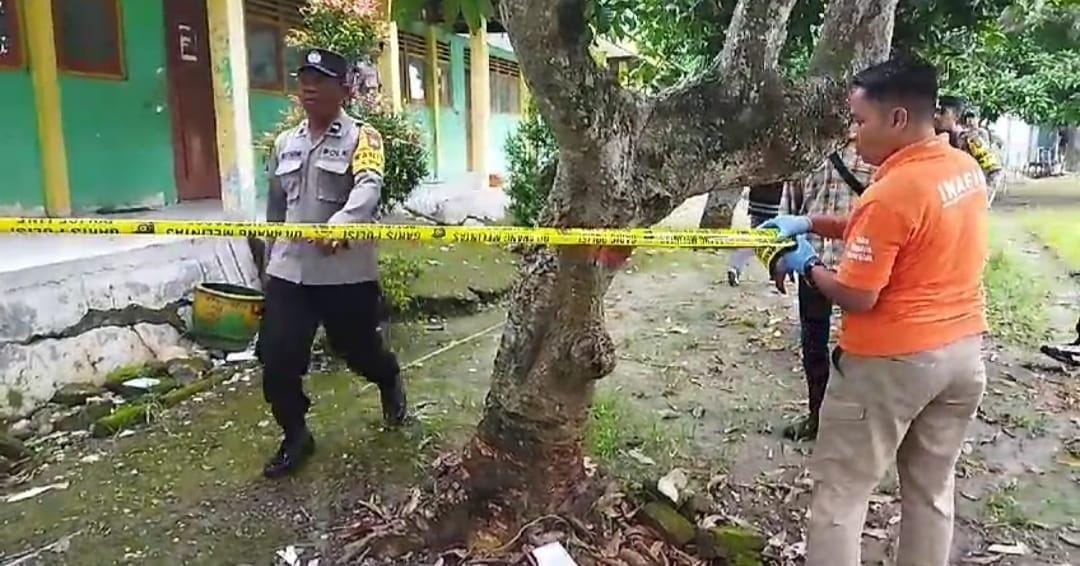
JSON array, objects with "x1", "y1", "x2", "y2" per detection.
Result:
[
  {"x1": 265, "y1": 111, "x2": 380, "y2": 284},
  {"x1": 257, "y1": 110, "x2": 399, "y2": 433}
]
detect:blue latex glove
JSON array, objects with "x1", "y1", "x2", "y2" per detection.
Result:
[
  {"x1": 771, "y1": 236, "x2": 819, "y2": 294},
  {"x1": 757, "y1": 215, "x2": 812, "y2": 239}
]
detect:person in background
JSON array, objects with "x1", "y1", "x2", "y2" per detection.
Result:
[
  {"x1": 258, "y1": 48, "x2": 407, "y2": 480},
  {"x1": 727, "y1": 182, "x2": 785, "y2": 286},
  {"x1": 764, "y1": 56, "x2": 990, "y2": 566},
  {"x1": 936, "y1": 96, "x2": 1004, "y2": 205},
  {"x1": 778, "y1": 127, "x2": 876, "y2": 441}
]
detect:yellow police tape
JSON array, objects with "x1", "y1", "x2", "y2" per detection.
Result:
[{"x1": 0, "y1": 217, "x2": 787, "y2": 250}]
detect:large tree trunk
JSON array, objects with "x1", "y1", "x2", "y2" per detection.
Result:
[
  {"x1": 448, "y1": 0, "x2": 900, "y2": 545},
  {"x1": 1066, "y1": 126, "x2": 1080, "y2": 172},
  {"x1": 699, "y1": 188, "x2": 744, "y2": 228}
]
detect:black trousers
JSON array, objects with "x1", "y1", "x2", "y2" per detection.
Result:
[
  {"x1": 256, "y1": 277, "x2": 399, "y2": 434},
  {"x1": 798, "y1": 276, "x2": 833, "y2": 420}
]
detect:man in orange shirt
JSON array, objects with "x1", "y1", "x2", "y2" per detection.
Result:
[{"x1": 764, "y1": 56, "x2": 989, "y2": 566}]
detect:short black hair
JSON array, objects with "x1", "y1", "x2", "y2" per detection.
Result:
[
  {"x1": 852, "y1": 56, "x2": 939, "y2": 120},
  {"x1": 938, "y1": 95, "x2": 966, "y2": 113}
]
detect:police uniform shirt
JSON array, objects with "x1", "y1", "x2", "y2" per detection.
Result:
[{"x1": 265, "y1": 110, "x2": 387, "y2": 285}]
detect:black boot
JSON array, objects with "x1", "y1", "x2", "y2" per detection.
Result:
[
  {"x1": 783, "y1": 414, "x2": 820, "y2": 441},
  {"x1": 379, "y1": 373, "x2": 407, "y2": 427},
  {"x1": 263, "y1": 427, "x2": 315, "y2": 479}
]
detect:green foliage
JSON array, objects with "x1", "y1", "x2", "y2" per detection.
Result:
[
  {"x1": 256, "y1": 2, "x2": 430, "y2": 213},
  {"x1": 983, "y1": 244, "x2": 1051, "y2": 346},
  {"x1": 378, "y1": 254, "x2": 424, "y2": 312},
  {"x1": 288, "y1": 0, "x2": 384, "y2": 62},
  {"x1": 362, "y1": 103, "x2": 430, "y2": 212},
  {"x1": 505, "y1": 101, "x2": 558, "y2": 226},
  {"x1": 1001, "y1": 0, "x2": 1080, "y2": 52},
  {"x1": 391, "y1": 0, "x2": 494, "y2": 30},
  {"x1": 927, "y1": 23, "x2": 1080, "y2": 125}
]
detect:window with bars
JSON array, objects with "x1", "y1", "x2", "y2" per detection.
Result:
[
  {"x1": 437, "y1": 41, "x2": 453, "y2": 107},
  {"x1": 399, "y1": 31, "x2": 426, "y2": 106},
  {"x1": 490, "y1": 57, "x2": 520, "y2": 114},
  {"x1": 245, "y1": 0, "x2": 305, "y2": 92},
  {"x1": 52, "y1": 0, "x2": 125, "y2": 79},
  {"x1": 0, "y1": 0, "x2": 22, "y2": 69}
]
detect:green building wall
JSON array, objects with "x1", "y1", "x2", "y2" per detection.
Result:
[
  {"x1": 249, "y1": 91, "x2": 294, "y2": 196},
  {"x1": 0, "y1": 73, "x2": 45, "y2": 213},
  {"x1": 0, "y1": 11, "x2": 523, "y2": 215},
  {"x1": 60, "y1": 0, "x2": 176, "y2": 211},
  {"x1": 438, "y1": 34, "x2": 471, "y2": 181},
  {"x1": 487, "y1": 45, "x2": 520, "y2": 178}
]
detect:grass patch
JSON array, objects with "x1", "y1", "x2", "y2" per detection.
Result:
[
  {"x1": 1022, "y1": 209, "x2": 1080, "y2": 270},
  {"x1": 382, "y1": 241, "x2": 519, "y2": 299},
  {"x1": 1001, "y1": 410, "x2": 1050, "y2": 437},
  {"x1": 586, "y1": 393, "x2": 691, "y2": 478},
  {"x1": 984, "y1": 480, "x2": 1034, "y2": 529},
  {"x1": 983, "y1": 240, "x2": 1051, "y2": 346}
]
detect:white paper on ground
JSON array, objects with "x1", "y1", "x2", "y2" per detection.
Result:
[
  {"x1": 531, "y1": 542, "x2": 578, "y2": 566},
  {"x1": 4, "y1": 482, "x2": 70, "y2": 504}
]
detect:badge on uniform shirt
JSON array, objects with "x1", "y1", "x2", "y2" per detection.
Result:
[{"x1": 352, "y1": 125, "x2": 385, "y2": 175}]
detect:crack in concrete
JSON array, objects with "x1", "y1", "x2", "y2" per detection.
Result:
[{"x1": 7, "y1": 300, "x2": 190, "y2": 347}]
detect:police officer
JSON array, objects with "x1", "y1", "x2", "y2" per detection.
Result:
[
  {"x1": 258, "y1": 48, "x2": 406, "y2": 479},
  {"x1": 935, "y1": 96, "x2": 1004, "y2": 205}
]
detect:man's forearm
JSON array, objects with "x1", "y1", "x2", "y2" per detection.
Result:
[
  {"x1": 809, "y1": 215, "x2": 848, "y2": 239},
  {"x1": 806, "y1": 265, "x2": 877, "y2": 314}
]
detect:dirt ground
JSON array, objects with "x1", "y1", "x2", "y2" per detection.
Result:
[{"x1": 1, "y1": 177, "x2": 1078, "y2": 565}]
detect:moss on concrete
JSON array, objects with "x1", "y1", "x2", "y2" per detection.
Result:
[
  {"x1": 91, "y1": 404, "x2": 150, "y2": 438},
  {"x1": 696, "y1": 525, "x2": 767, "y2": 565},
  {"x1": 6, "y1": 388, "x2": 24, "y2": 411},
  {"x1": 103, "y1": 364, "x2": 152, "y2": 388},
  {"x1": 639, "y1": 501, "x2": 695, "y2": 545},
  {"x1": 0, "y1": 310, "x2": 500, "y2": 565}
]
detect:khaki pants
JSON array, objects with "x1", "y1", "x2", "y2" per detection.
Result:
[{"x1": 806, "y1": 335, "x2": 986, "y2": 566}]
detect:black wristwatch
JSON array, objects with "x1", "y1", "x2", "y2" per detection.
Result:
[{"x1": 803, "y1": 257, "x2": 828, "y2": 289}]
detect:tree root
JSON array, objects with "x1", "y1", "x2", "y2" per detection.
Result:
[{"x1": 331, "y1": 450, "x2": 708, "y2": 565}]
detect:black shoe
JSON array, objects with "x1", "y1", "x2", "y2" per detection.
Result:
[
  {"x1": 263, "y1": 429, "x2": 315, "y2": 479},
  {"x1": 1041, "y1": 344, "x2": 1080, "y2": 367},
  {"x1": 782, "y1": 415, "x2": 819, "y2": 442},
  {"x1": 379, "y1": 375, "x2": 408, "y2": 427},
  {"x1": 727, "y1": 268, "x2": 741, "y2": 287}
]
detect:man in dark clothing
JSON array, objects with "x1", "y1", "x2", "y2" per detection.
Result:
[
  {"x1": 257, "y1": 48, "x2": 407, "y2": 479},
  {"x1": 727, "y1": 182, "x2": 785, "y2": 286},
  {"x1": 777, "y1": 132, "x2": 876, "y2": 440}
]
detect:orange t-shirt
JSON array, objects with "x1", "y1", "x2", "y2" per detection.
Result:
[{"x1": 837, "y1": 135, "x2": 989, "y2": 356}]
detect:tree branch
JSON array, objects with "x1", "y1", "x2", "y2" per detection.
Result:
[
  {"x1": 626, "y1": 0, "x2": 899, "y2": 227},
  {"x1": 810, "y1": 0, "x2": 900, "y2": 79},
  {"x1": 498, "y1": 0, "x2": 637, "y2": 151},
  {"x1": 720, "y1": 0, "x2": 800, "y2": 86}
]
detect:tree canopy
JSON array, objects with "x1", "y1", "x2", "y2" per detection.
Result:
[
  {"x1": 395, "y1": 0, "x2": 1080, "y2": 125},
  {"x1": 930, "y1": 0, "x2": 1080, "y2": 124}
]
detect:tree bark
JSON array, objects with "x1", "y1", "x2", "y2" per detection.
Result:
[
  {"x1": 1066, "y1": 126, "x2": 1080, "y2": 172},
  {"x1": 699, "y1": 188, "x2": 744, "y2": 229},
  {"x1": 451, "y1": 0, "x2": 901, "y2": 545}
]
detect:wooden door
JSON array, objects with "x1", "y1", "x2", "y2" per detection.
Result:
[{"x1": 163, "y1": 0, "x2": 220, "y2": 201}]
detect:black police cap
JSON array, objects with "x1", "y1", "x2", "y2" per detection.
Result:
[{"x1": 296, "y1": 48, "x2": 349, "y2": 79}]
